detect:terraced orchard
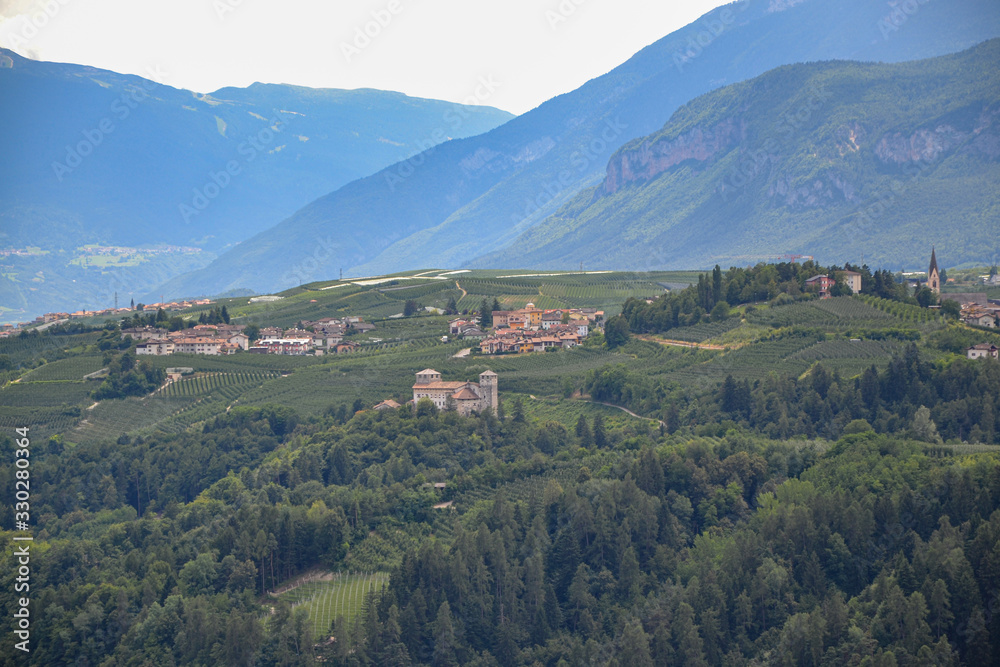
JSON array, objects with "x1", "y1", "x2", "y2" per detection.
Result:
[{"x1": 274, "y1": 572, "x2": 389, "y2": 641}]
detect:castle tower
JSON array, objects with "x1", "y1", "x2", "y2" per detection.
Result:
[
  {"x1": 415, "y1": 368, "x2": 441, "y2": 385},
  {"x1": 479, "y1": 370, "x2": 498, "y2": 411},
  {"x1": 928, "y1": 247, "x2": 941, "y2": 294}
]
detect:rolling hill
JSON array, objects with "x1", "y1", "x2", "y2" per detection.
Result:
[
  {"x1": 157, "y1": 0, "x2": 1000, "y2": 300},
  {"x1": 479, "y1": 40, "x2": 1000, "y2": 272}
]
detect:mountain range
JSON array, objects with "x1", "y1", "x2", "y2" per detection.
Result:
[
  {"x1": 479, "y1": 40, "x2": 1000, "y2": 272},
  {"x1": 0, "y1": 50, "x2": 512, "y2": 321},
  {"x1": 155, "y1": 0, "x2": 1000, "y2": 301}
]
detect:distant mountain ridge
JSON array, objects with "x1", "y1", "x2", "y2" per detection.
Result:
[
  {"x1": 157, "y1": 0, "x2": 1000, "y2": 300},
  {"x1": 0, "y1": 50, "x2": 512, "y2": 321},
  {"x1": 477, "y1": 40, "x2": 1000, "y2": 272}
]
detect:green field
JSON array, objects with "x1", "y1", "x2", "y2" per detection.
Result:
[
  {"x1": 5, "y1": 273, "x2": 969, "y2": 442},
  {"x1": 22, "y1": 355, "x2": 105, "y2": 381},
  {"x1": 274, "y1": 572, "x2": 389, "y2": 640}
]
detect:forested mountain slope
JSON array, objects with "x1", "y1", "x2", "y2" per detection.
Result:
[{"x1": 478, "y1": 40, "x2": 1000, "y2": 272}]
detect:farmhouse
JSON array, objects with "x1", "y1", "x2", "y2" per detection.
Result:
[
  {"x1": 962, "y1": 309, "x2": 998, "y2": 328},
  {"x1": 805, "y1": 275, "x2": 834, "y2": 298},
  {"x1": 412, "y1": 369, "x2": 498, "y2": 416},
  {"x1": 967, "y1": 344, "x2": 999, "y2": 360}
]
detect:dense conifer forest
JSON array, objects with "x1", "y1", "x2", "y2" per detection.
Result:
[{"x1": 2, "y1": 357, "x2": 999, "y2": 664}]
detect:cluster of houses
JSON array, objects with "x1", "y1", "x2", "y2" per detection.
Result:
[
  {"x1": 956, "y1": 299, "x2": 1000, "y2": 328},
  {"x1": 132, "y1": 324, "x2": 249, "y2": 356},
  {"x1": 468, "y1": 304, "x2": 603, "y2": 355},
  {"x1": 249, "y1": 317, "x2": 375, "y2": 356},
  {"x1": 130, "y1": 317, "x2": 376, "y2": 357}
]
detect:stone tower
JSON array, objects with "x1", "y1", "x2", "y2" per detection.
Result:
[
  {"x1": 479, "y1": 370, "x2": 498, "y2": 411},
  {"x1": 928, "y1": 247, "x2": 941, "y2": 294}
]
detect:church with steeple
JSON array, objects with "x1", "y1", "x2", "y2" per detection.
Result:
[{"x1": 928, "y1": 248, "x2": 941, "y2": 295}]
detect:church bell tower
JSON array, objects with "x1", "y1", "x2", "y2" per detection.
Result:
[{"x1": 928, "y1": 247, "x2": 941, "y2": 295}]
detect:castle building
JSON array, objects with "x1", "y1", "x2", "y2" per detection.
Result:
[
  {"x1": 412, "y1": 369, "x2": 498, "y2": 416},
  {"x1": 928, "y1": 247, "x2": 941, "y2": 294}
]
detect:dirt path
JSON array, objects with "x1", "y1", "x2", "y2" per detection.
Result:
[
  {"x1": 581, "y1": 399, "x2": 667, "y2": 428},
  {"x1": 527, "y1": 394, "x2": 667, "y2": 429},
  {"x1": 453, "y1": 348, "x2": 471, "y2": 358},
  {"x1": 265, "y1": 569, "x2": 333, "y2": 598},
  {"x1": 454, "y1": 280, "x2": 468, "y2": 301},
  {"x1": 635, "y1": 334, "x2": 727, "y2": 351}
]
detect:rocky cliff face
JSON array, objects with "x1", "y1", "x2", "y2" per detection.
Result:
[
  {"x1": 875, "y1": 104, "x2": 1000, "y2": 164},
  {"x1": 599, "y1": 104, "x2": 1000, "y2": 209},
  {"x1": 601, "y1": 118, "x2": 744, "y2": 195}
]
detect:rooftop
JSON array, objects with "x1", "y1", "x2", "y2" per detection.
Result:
[{"x1": 413, "y1": 381, "x2": 470, "y2": 391}]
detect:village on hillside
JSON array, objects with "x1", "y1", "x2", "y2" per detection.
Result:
[
  {"x1": 448, "y1": 303, "x2": 604, "y2": 355},
  {"x1": 128, "y1": 315, "x2": 375, "y2": 357}
]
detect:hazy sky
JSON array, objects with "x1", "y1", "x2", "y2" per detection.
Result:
[{"x1": 0, "y1": 0, "x2": 729, "y2": 114}]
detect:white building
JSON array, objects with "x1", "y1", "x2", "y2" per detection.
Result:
[
  {"x1": 967, "y1": 344, "x2": 999, "y2": 360},
  {"x1": 136, "y1": 341, "x2": 175, "y2": 356}
]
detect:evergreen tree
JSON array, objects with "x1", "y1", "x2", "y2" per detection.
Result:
[
  {"x1": 479, "y1": 298, "x2": 491, "y2": 330},
  {"x1": 432, "y1": 600, "x2": 459, "y2": 667},
  {"x1": 593, "y1": 415, "x2": 608, "y2": 448},
  {"x1": 618, "y1": 618, "x2": 654, "y2": 667},
  {"x1": 666, "y1": 404, "x2": 681, "y2": 434},
  {"x1": 512, "y1": 396, "x2": 525, "y2": 423},
  {"x1": 673, "y1": 602, "x2": 707, "y2": 666},
  {"x1": 576, "y1": 416, "x2": 593, "y2": 446}
]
